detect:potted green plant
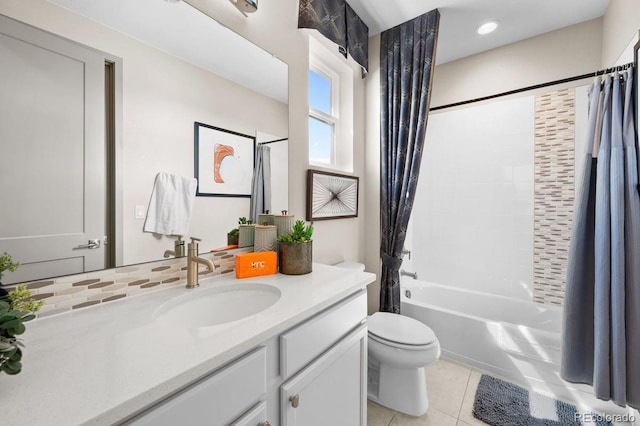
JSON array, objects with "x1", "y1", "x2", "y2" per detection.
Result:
[
  {"x1": 0, "y1": 252, "x2": 20, "y2": 286},
  {"x1": 0, "y1": 253, "x2": 43, "y2": 375},
  {"x1": 277, "y1": 220, "x2": 313, "y2": 275},
  {"x1": 227, "y1": 228, "x2": 239, "y2": 245}
]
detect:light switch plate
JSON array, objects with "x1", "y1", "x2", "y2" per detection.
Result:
[{"x1": 135, "y1": 205, "x2": 146, "y2": 219}]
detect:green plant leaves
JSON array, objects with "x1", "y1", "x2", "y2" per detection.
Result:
[
  {"x1": 0, "y1": 283, "x2": 42, "y2": 376},
  {"x1": 278, "y1": 220, "x2": 314, "y2": 243}
]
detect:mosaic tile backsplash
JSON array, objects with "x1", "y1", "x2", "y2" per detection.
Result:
[
  {"x1": 3, "y1": 247, "x2": 253, "y2": 318},
  {"x1": 533, "y1": 88, "x2": 575, "y2": 305}
]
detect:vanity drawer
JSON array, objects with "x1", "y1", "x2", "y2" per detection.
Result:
[
  {"x1": 129, "y1": 347, "x2": 266, "y2": 426},
  {"x1": 280, "y1": 289, "x2": 366, "y2": 378},
  {"x1": 230, "y1": 401, "x2": 268, "y2": 426}
]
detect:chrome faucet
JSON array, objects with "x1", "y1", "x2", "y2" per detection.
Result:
[
  {"x1": 164, "y1": 236, "x2": 185, "y2": 258},
  {"x1": 400, "y1": 269, "x2": 418, "y2": 280},
  {"x1": 186, "y1": 237, "x2": 217, "y2": 289}
]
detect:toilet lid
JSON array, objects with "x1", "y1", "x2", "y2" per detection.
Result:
[{"x1": 368, "y1": 312, "x2": 437, "y2": 346}]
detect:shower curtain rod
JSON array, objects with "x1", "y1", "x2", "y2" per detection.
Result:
[
  {"x1": 430, "y1": 62, "x2": 635, "y2": 112},
  {"x1": 258, "y1": 137, "x2": 288, "y2": 145}
]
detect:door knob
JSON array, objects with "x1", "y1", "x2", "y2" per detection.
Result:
[
  {"x1": 289, "y1": 394, "x2": 300, "y2": 408},
  {"x1": 75, "y1": 239, "x2": 101, "y2": 249}
]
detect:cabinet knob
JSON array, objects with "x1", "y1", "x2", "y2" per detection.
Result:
[
  {"x1": 289, "y1": 394, "x2": 300, "y2": 408},
  {"x1": 258, "y1": 422, "x2": 270, "y2": 426}
]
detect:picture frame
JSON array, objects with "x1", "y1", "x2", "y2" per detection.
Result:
[
  {"x1": 194, "y1": 122, "x2": 255, "y2": 197},
  {"x1": 306, "y1": 169, "x2": 359, "y2": 220}
]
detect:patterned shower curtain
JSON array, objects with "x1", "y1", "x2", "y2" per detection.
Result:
[
  {"x1": 250, "y1": 144, "x2": 271, "y2": 223},
  {"x1": 379, "y1": 10, "x2": 440, "y2": 313},
  {"x1": 561, "y1": 67, "x2": 640, "y2": 409}
]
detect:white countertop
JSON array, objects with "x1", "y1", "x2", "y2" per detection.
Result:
[{"x1": 0, "y1": 264, "x2": 375, "y2": 426}]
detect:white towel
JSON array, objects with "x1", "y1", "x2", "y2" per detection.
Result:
[{"x1": 143, "y1": 173, "x2": 197, "y2": 236}]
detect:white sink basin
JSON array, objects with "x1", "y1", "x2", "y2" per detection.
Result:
[{"x1": 153, "y1": 283, "x2": 281, "y2": 328}]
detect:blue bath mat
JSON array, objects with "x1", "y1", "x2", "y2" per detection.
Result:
[{"x1": 473, "y1": 375, "x2": 612, "y2": 426}]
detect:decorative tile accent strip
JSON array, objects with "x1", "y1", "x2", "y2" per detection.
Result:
[
  {"x1": 533, "y1": 88, "x2": 575, "y2": 306},
  {"x1": 26, "y1": 281, "x2": 54, "y2": 290},
  {"x1": 4, "y1": 246, "x2": 254, "y2": 317}
]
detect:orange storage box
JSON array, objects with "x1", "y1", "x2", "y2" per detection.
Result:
[{"x1": 235, "y1": 251, "x2": 278, "y2": 279}]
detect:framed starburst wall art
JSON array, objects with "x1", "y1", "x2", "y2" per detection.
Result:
[{"x1": 306, "y1": 170, "x2": 359, "y2": 220}]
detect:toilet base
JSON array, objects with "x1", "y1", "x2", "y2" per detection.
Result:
[{"x1": 367, "y1": 363, "x2": 429, "y2": 416}]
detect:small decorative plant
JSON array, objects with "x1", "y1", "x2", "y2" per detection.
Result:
[
  {"x1": 227, "y1": 227, "x2": 239, "y2": 245},
  {"x1": 0, "y1": 252, "x2": 20, "y2": 286},
  {"x1": 0, "y1": 253, "x2": 43, "y2": 375},
  {"x1": 278, "y1": 220, "x2": 313, "y2": 275},
  {"x1": 238, "y1": 217, "x2": 248, "y2": 225},
  {"x1": 277, "y1": 220, "x2": 313, "y2": 244}
]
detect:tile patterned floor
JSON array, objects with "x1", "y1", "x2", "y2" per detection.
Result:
[
  {"x1": 367, "y1": 357, "x2": 638, "y2": 426},
  {"x1": 367, "y1": 357, "x2": 483, "y2": 426}
]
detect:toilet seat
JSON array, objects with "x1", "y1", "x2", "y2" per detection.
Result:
[
  {"x1": 368, "y1": 312, "x2": 437, "y2": 347},
  {"x1": 368, "y1": 333, "x2": 439, "y2": 351}
]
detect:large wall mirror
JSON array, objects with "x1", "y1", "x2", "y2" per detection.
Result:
[{"x1": 0, "y1": 0, "x2": 288, "y2": 285}]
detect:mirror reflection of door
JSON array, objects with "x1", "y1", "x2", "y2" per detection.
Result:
[{"x1": 0, "y1": 16, "x2": 111, "y2": 284}]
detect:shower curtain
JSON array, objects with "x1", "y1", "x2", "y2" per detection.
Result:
[
  {"x1": 561, "y1": 67, "x2": 640, "y2": 409},
  {"x1": 379, "y1": 9, "x2": 439, "y2": 313},
  {"x1": 250, "y1": 144, "x2": 271, "y2": 223}
]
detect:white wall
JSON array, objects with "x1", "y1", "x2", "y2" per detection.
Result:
[
  {"x1": 602, "y1": 0, "x2": 640, "y2": 67},
  {"x1": 413, "y1": 97, "x2": 535, "y2": 299},
  {"x1": 186, "y1": 0, "x2": 368, "y2": 268},
  {"x1": 364, "y1": 35, "x2": 382, "y2": 313},
  {"x1": 431, "y1": 18, "x2": 603, "y2": 108}
]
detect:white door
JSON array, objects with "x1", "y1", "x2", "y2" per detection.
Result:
[
  {"x1": 280, "y1": 325, "x2": 368, "y2": 426},
  {"x1": 0, "y1": 16, "x2": 106, "y2": 284}
]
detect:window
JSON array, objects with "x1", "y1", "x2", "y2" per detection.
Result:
[
  {"x1": 308, "y1": 36, "x2": 354, "y2": 172},
  {"x1": 308, "y1": 67, "x2": 337, "y2": 165}
]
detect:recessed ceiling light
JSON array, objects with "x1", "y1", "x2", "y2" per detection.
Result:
[{"x1": 477, "y1": 21, "x2": 499, "y2": 35}]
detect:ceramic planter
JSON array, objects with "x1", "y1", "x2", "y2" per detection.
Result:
[
  {"x1": 238, "y1": 224, "x2": 256, "y2": 248},
  {"x1": 227, "y1": 232, "x2": 239, "y2": 246},
  {"x1": 279, "y1": 241, "x2": 312, "y2": 275}
]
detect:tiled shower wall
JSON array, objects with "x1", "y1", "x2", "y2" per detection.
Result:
[
  {"x1": 4, "y1": 247, "x2": 252, "y2": 317},
  {"x1": 533, "y1": 89, "x2": 575, "y2": 305},
  {"x1": 413, "y1": 96, "x2": 535, "y2": 300},
  {"x1": 413, "y1": 88, "x2": 584, "y2": 305}
]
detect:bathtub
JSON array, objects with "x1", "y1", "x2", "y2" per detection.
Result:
[{"x1": 400, "y1": 278, "x2": 629, "y2": 415}]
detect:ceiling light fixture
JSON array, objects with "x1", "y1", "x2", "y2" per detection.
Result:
[{"x1": 477, "y1": 21, "x2": 499, "y2": 35}]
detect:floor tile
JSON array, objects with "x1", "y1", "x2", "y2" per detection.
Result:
[
  {"x1": 424, "y1": 358, "x2": 472, "y2": 418},
  {"x1": 457, "y1": 370, "x2": 490, "y2": 426},
  {"x1": 368, "y1": 400, "x2": 395, "y2": 426},
  {"x1": 388, "y1": 408, "x2": 458, "y2": 426},
  {"x1": 456, "y1": 421, "x2": 476, "y2": 426}
]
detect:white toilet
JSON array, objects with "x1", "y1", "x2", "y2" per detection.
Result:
[
  {"x1": 332, "y1": 261, "x2": 440, "y2": 416},
  {"x1": 367, "y1": 312, "x2": 440, "y2": 416}
]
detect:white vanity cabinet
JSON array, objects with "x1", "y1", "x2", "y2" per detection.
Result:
[
  {"x1": 280, "y1": 325, "x2": 367, "y2": 426},
  {"x1": 127, "y1": 289, "x2": 367, "y2": 426},
  {"x1": 127, "y1": 347, "x2": 268, "y2": 426},
  {"x1": 279, "y1": 290, "x2": 368, "y2": 426}
]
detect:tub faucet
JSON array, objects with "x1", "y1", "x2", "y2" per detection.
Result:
[
  {"x1": 400, "y1": 269, "x2": 418, "y2": 280},
  {"x1": 186, "y1": 237, "x2": 217, "y2": 289},
  {"x1": 164, "y1": 236, "x2": 185, "y2": 258}
]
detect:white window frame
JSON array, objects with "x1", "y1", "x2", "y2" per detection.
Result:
[
  {"x1": 309, "y1": 63, "x2": 339, "y2": 166},
  {"x1": 308, "y1": 35, "x2": 354, "y2": 172}
]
